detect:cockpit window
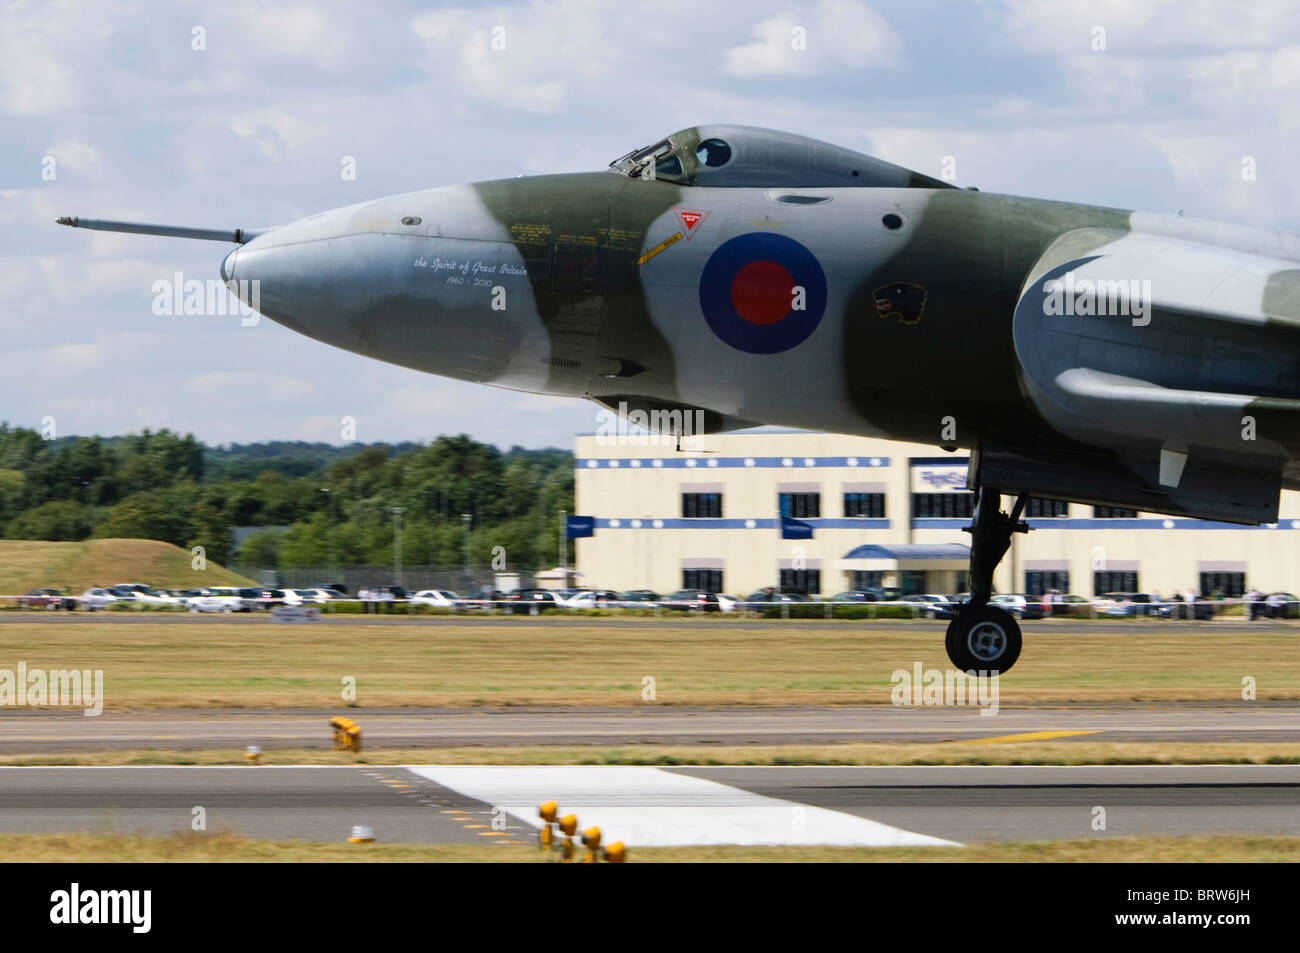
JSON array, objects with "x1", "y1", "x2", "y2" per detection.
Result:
[
  {"x1": 696, "y1": 138, "x2": 731, "y2": 167},
  {"x1": 655, "y1": 156, "x2": 683, "y2": 176},
  {"x1": 609, "y1": 138, "x2": 675, "y2": 177}
]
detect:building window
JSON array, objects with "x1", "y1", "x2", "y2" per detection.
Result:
[
  {"x1": 779, "y1": 492, "x2": 821, "y2": 519},
  {"x1": 682, "y1": 493, "x2": 722, "y2": 518},
  {"x1": 1094, "y1": 571, "x2": 1138, "y2": 594},
  {"x1": 682, "y1": 568, "x2": 723, "y2": 592},
  {"x1": 843, "y1": 492, "x2": 885, "y2": 518},
  {"x1": 1025, "y1": 498, "x2": 1069, "y2": 518},
  {"x1": 1026, "y1": 570, "x2": 1070, "y2": 596},
  {"x1": 1093, "y1": 506, "x2": 1138, "y2": 518},
  {"x1": 780, "y1": 569, "x2": 821, "y2": 595},
  {"x1": 912, "y1": 493, "x2": 974, "y2": 518},
  {"x1": 851, "y1": 571, "x2": 883, "y2": 591},
  {"x1": 1199, "y1": 572, "x2": 1244, "y2": 599}
]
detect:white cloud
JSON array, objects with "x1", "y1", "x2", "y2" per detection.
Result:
[
  {"x1": 184, "y1": 371, "x2": 317, "y2": 403},
  {"x1": 724, "y1": 0, "x2": 902, "y2": 77}
]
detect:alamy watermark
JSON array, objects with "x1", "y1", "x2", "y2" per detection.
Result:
[
  {"x1": 0, "y1": 662, "x2": 103, "y2": 716},
  {"x1": 50, "y1": 883, "x2": 150, "y2": 933},
  {"x1": 1042, "y1": 271, "x2": 1151, "y2": 326},
  {"x1": 595, "y1": 401, "x2": 705, "y2": 448},
  {"x1": 152, "y1": 272, "x2": 261, "y2": 326},
  {"x1": 890, "y1": 662, "x2": 999, "y2": 716}
]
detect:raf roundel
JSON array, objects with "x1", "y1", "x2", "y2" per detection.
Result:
[{"x1": 698, "y1": 232, "x2": 828, "y2": 354}]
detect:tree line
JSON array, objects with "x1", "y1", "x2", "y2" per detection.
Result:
[{"x1": 0, "y1": 425, "x2": 574, "y2": 570}]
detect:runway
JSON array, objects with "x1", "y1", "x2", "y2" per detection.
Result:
[
  {"x1": 0, "y1": 764, "x2": 1295, "y2": 846},
  {"x1": 2, "y1": 703, "x2": 1298, "y2": 751}
]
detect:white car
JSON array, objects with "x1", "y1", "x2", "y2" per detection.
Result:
[
  {"x1": 184, "y1": 587, "x2": 244, "y2": 613},
  {"x1": 410, "y1": 589, "x2": 460, "y2": 607},
  {"x1": 134, "y1": 588, "x2": 182, "y2": 607},
  {"x1": 561, "y1": 590, "x2": 620, "y2": 609},
  {"x1": 716, "y1": 594, "x2": 739, "y2": 613},
  {"x1": 80, "y1": 587, "x2": 119, "y2": 611},
  {"x1": 295, "y1": 588, "x2": 339, "y2": 604},
  {"x1": 989, "y1": 594, "x2": 1044, "y2": 619}
]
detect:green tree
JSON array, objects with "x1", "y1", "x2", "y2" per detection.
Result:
[{"x1": 5, "y1": 500, "x2": 95, "y2": 540}]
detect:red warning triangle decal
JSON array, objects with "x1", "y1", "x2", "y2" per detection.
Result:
[{"x1": 674, "y1": 207, "x2": 711, "y2": 238}]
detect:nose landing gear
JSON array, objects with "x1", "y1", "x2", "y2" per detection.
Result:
[{"x1": 945, "y1": 487, "x2": 1030, "y2": 674}]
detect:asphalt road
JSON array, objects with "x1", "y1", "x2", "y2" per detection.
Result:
[
  {"x1": 673, "y1": 764, "x2": 1300, "y2": 842},
  {"x1": 0, "y1": 764, "x2": 1294, "y2": 845},
  {"x1": 1, "y1": 703, "x2": 1297, "y2": 751}
]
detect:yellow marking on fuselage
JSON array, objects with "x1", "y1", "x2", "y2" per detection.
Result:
[{"x1": 637, "y1": 231, "x2": 683, "y2": 264}]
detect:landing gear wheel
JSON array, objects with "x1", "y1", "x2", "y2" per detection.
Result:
[{"x1": 945, "y1": 606, "x2": 1022, "y2": 674}]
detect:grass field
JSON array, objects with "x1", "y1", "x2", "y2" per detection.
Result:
[
  {"x1": 2, "y1": 742, "x2": 1297, "y2": 767},
  {"x1": 5, "y1": 830, "x2": 1298, "y2": 862},
  {"x1": 0, "y1": 539, "x2": 251, "y2": 594},
  {"x1": 0, "y1": 619, "x2": 1294, "y2": 708}
]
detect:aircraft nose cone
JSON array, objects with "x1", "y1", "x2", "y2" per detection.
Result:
[{"x1": 220, "y1": 246, "x2": 239, "y2": 284}]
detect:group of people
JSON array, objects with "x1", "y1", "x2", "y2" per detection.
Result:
[
  {"x1": 1244, "y1": 588, "x2": 1292, "y2": 620},
  {"x1": 356, "y1": 586, "x2": 399, "y2": 613}
]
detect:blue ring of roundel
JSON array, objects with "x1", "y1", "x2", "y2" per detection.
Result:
[{"x1": 698, "y1": 232, "x2": 828, "y2": 354}]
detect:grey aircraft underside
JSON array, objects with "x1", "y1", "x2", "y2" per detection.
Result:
[{"x1": 57, "y1": 124, "x2": 1300, "y2": 673}]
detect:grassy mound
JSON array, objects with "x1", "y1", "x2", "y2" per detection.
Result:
[{"x1": 0, "y1": 538, "x2": 252, "y2": 594}]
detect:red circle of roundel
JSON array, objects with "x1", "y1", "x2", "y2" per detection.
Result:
[
  {"x1": 699, "y1": 232, "x2": 827, "y2": 354},
  {"x1": 731, "y1": 261, "x2": 795, "y2": 325}
]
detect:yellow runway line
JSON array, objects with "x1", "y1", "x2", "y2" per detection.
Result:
[{"x1": 951, "y1": 730, "x2": 1100, "y2": 745}]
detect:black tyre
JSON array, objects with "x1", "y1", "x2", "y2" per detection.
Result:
[{"x1": 945, "y1": 605, "x2": 1022, "y2": 674}]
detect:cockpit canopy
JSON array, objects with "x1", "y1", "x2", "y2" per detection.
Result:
[{"x1": 608, "y1": 124, "x2": 956, "y2": 190}]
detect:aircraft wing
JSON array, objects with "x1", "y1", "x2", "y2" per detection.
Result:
[{"x1": 1008, "y1": 227, "x2": 1300, "y2": 523}]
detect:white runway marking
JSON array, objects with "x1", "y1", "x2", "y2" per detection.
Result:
[{"x1": 405, "y1": 765, "x2": 959, "y2": 847}]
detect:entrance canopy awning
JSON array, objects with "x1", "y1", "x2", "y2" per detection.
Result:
[{"x1": 841, "y1": 543, "x2": 970, "y2": 570}]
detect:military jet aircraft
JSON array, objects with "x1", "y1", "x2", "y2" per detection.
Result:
[{"x1": 58, "y1": 124, "x2": 1300, "y2": 673}]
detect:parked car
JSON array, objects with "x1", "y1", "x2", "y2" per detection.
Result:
[
  {"x1": 1045, "y1": 594, "x2": 1092, "y2": 617},
  {"x1": 240, "y1": 587, "x2": 288, "y2": 610},
  {"x1": 619, "y1": 589, "x2": 660, "y2": 601},
  {"x1": 563, "y1": 589, "x2": 622, "y2": 608},
  {"x1": 741, "y1": 590, "x2": 811, "y2": 610},
  {"x1": 1260, "y1": 592, "x2": 1299, "y2": 619},
  {"x1": 80, "y1": 587, "x2": 120, "y2": 611},
  {"x1": 828, "y1": 590, "x2": 877, "y2": 603},
  {"x1": 1096, "y1": 592, "x2": 1171, "y2": 618},
  {"x1": 988, "y1": 594, "x2": 1046, "y2": 620},
  {"x1": 501, "y1": 589, "x2": 566, "y2": 613},
  {"x1": 410, "y1": 589, "x2": 461, "y2": 608},
  {"x1": 618, "y1": 589, "x2": 661, "y2": 607},
  {"x1": 295, "y1": 587, "x2": 340, "y2": 603},
  {"x1": 18, "y1": 588, "x2": 77, "y2": 610},
  {"x1": 899, "y1": 593, "x2": 957, "y2": 619},
  {"x1": 184, "y1": 587, "x2": 245, "y2": 613},
  {"x1": 124, "y1": 588, "x2": 179, "y2": 608},
  {"x1": 662, "y1": 589, "x2": 726, "y2": 612}
]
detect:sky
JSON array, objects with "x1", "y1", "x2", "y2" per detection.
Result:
[{"x1": 3, "y1": 0, "x2": 1299, "y2": 449}]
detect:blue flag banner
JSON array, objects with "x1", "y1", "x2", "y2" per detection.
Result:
[
  {"x1": 780, "y1": 515, "x2": 813, "y2": 539},
  {"x1": 566, "y1": 515, "x2": 595, "y2": 539}
]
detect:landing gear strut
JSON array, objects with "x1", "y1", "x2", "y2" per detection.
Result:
[{"x1": 945, "y1": 487, "x2": 1029, "y2": 674}]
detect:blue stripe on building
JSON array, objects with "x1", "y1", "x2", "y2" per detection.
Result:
[
  {"x1": 576, "y1": 456, "x2": 891, "y2": 470},
  {"x1": 588, "y1": 517, "x2": 1296, "y2": 531},
  {"x1": 595, "y1": 518, "x2": 892, "y2": 530}
]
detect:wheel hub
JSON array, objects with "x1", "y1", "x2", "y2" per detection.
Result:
[{"x1": 966, "y1": 620, "x2": 1006, "y2": 663}]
